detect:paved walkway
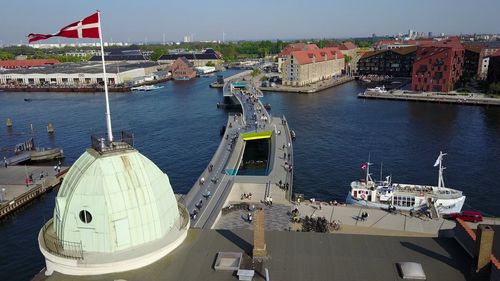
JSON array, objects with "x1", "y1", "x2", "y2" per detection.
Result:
[
  {"x1": 293, "y1": 202, "x2": 456, "y2": 236},
  {"x1": 214, "y1": 203, "x2": 290, "y2": 231},
  {"x1": 0, "y1": 165, "x2": 64, "y2": 204}
]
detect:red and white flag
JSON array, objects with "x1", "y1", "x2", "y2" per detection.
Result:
[
  {"x1": 28, "y1": 12, "x2": 100, "y2": 43},
  {"x1": 361, "y1": 163, "x2": 367, "y2": 171}
]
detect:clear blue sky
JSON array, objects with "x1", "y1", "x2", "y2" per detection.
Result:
[{"x1": 1, "y1": 0, "x2": 499, "y2": 44}]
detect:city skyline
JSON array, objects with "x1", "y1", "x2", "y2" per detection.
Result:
[{"x1": 1, "y1": 0, "x2": 500, "y2": 45}]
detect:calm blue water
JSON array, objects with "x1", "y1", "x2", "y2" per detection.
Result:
[{"x1": 1, "y1": 72, "x2": 500, "y2": 280}]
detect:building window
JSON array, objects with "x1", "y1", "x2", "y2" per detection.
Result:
[{"x1": 79, "y1": 210, "x2": 92, "y2": 224}]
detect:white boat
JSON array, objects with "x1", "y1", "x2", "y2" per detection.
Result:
[
  {"x1": 131, "y1": 85, "x2": 164, "y2": 91},
  {"x1": 346, "y1": 152, "x2": 465, "y2": 215},
  {"x1": 366, "y1": 85, "x2": 387, "y2": 93}
]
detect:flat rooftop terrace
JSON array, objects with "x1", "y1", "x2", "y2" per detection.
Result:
[{"x1": 35, "y1": 228, "x2": 472, "y2": 281}]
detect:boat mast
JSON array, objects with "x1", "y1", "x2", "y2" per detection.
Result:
[
  {"x1": 366, "y1": 153, "x2": 372, "y2": 184},
  {"x1": 437, "y1": 151, "x2": 447, "y2": 189},
  {"x1": 380, "y1": 161, "x2": 383, "y2": 182}
]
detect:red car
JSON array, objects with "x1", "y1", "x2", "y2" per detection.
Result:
[{"x1": 445, "y1": 211, "x2": 483, "y2": 223}]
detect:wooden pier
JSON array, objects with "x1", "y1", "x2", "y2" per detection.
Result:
[{"x1": 0, "y1": 165, "x2": 68, "y2": 220}]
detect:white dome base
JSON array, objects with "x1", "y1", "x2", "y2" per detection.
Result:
[{"x1": 39, "y1": 205, "x2": 190, "y2": 276}]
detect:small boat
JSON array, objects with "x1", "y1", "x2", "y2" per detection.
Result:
[
  {"x1": 346, "y1": 152, "x2": 465, "y2": 216},
  {"x1": 24, "y1": 98, "x2": 32, "y2": 102},
  {"x1": 366, "y1": 86, "x2": 387, "y2": 93},
  {"x1": 290, "y1": 130, "x2": 296, "y2": 141},
  {"x1": 264, "y1": 103, "x2": 271, "y2": 110},
  {"x1": 174, "y1": 76, "x2": 193, "y2": 81},
  {"x1": 131, "y1": 85, "x2": 164, "y2": 91}
]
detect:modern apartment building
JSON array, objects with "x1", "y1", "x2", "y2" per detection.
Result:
[{"x1": 411, "y1": 37, "x2": 464, "y2": 92}]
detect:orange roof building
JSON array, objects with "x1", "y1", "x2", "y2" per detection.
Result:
[
  {"x1": 0, "y1": 59, "x2": 59, "y2": 69},
  {"x1": 277, "y1": 43, "x2": 319, "y2": 73},
  {"x1": 281, "y1": 46, "x2": 345, "y2": 87}
]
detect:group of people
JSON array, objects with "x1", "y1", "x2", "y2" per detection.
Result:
[
  {"x1": 241, "y1": 192, "x2": 252, "y2": 200},
  {"x1": 53, "y1": 161, "x2": 62, "y2": 173},
  {"x1": 278, "y1": 180, "x2": 289, "y2": 191},
  {"x1": 264, "y1": 196, "x2": 273, "y2": 206}
]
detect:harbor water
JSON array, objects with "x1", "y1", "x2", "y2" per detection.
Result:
[{"x1": 1, "y1": 71, "x2": 500, "y2": 280}]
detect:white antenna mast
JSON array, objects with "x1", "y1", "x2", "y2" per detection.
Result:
[{"x1": 97, "y1": 11, "x2": 114, "y2": 142}]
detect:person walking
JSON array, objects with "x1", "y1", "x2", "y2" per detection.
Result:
[{"x1": 3, "y1": 157, "x2": 7, "y2": 168}]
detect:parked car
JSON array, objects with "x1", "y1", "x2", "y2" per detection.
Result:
[{"x1": 443, "y1": 211, "x2": 483, "y2": 223}]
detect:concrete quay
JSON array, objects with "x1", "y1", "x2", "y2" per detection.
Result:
[
  {"x1": 259, "y1": 76, "x2": 355, "y2": 93},
  {"x1": 359, "y1": 89, "x2": 500, "y2": 106},
  {"x1": 184, "y1": 76, "x2": 294, "y2": 229},
  {"x1": 0, "y1": 165, "x2": 68, "y2": 220},
  {"x1": 214, "y1": 200, "x2": 500, "y2": 237}
]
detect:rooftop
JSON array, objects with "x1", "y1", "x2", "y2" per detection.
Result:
[
  {"x1": 278, "y1": 43, "x2": 319, "y2": 58},
  {"x1": 89, "y1": 49, "x2": 147, "y2": 62},
  {"x1": 290, "y1": 47, "x2": 344, "y2": 65},
  {"x1": 35, "y1": 229, "x2": 472, "y2": 281},
  {"x1": 159, "y1": 48, "x2": 222, "y2": 61},
  {"x1": 360, "y1": 46, "x2": 418, "y2": 59},
  {"x1": 0, "y1": 59, "x2": 59, "y2": 69},
  {"x1": 0, "y1": 61, "x2": 160, "y2": 75}
]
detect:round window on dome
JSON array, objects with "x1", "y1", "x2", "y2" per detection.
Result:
[{"x1": 79, "y1": 210, "x2": 92, "y2": 224}]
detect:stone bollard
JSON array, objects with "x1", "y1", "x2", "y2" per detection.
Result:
[
  {"x1": 47, "y1": 123, "x2": 54, "y2": 134},
  {"x1": 6, "y1": 118, "x2": 13, "y2": 127}
]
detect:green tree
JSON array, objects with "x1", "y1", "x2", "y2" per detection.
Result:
[
  {"x1": 251, "y1": 69, "x2": 261, "y2": 77},
  {"x1": 150, "y1": 48, "x2": 168, "y2": 61},
  {"x1": 344, "y1": 55, "x2": 352, "y2": 64},
  {"x1": 488, "y1": 83, "x2": 500, "y2": 97},
  {"x1": 0, "y1": 51, "x2": 14, "y2": 60}
]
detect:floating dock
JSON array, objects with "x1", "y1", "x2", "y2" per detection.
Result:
[{"x1": 359, "y1": 90, "x2": 500, "y2": 106}]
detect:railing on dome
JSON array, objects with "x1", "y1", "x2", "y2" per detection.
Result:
[
  {"x1": 41, "y1": 219, "x2": 84, "y2": 260},
  {"x1": 91, "y1": 130, "x2": 135, "y2": 153}
]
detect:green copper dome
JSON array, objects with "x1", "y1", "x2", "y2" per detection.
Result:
[{"x1": 53, "y1": 148, "x2": 180, "y2": 253}]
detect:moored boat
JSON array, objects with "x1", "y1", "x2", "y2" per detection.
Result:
[
  {"x1": 346, "y1": 152, "x2": 465, "y2": 216},
  {"x1": 366, "y1": 85, "x2": 387, "y2": 93},
  {"x1": 131, "y1": 85, "x2": 164, "y2": 91}
]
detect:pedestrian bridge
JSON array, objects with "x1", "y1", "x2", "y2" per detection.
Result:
[{"x1": 183, "y1": 73, "x2": 294, "y2": 229}]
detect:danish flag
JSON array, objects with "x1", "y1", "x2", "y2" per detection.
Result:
[
  {"x1": 28, "y1": 12, "x2": 100, "y2": 43},
  {"x1": 361, "y1": 163, "x2": 367, "y2": 171}
]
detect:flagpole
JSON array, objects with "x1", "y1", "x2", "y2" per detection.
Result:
[{"x1": 97, "y1": 11, "x2": 114, "y2": 142}]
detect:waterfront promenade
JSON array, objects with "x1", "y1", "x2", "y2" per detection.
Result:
[
  {"x1": 183, "y1": 74, "x2": 294, "y2": 229},
  {"x1": 359, "y1": 89, "x2": 500, "y2": 106},
  {"x1": 260, "y1": 75, "x2": 355, "y2": 93},
  {"x1": 214, "y1": 200, "x2": 500, "y2": 237},
  {"x1": 0, "y1": 165, "x2": 67, "y2": 220}
]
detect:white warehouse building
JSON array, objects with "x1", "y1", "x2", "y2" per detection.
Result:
[{"x1": 0, "y1": 62, "x2": 167, "y2": 86}]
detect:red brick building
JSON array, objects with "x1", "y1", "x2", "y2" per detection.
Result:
[
  {"x1": 487, "y1": 50, "x2": 500, "y2": 84},
  {"x1": 411, "y1": 37, "x2": 464, "y2": 92},
  {"x1": 171, "y1": 57, "x2": 196, "y2": 80},
  {"x1": 0, "y1": 59, "x2": 59, "y2": 69}
]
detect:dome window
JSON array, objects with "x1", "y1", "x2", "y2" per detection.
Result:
[{"x1": 79, "y1": 210, "x2": 92, "y2": 224}]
